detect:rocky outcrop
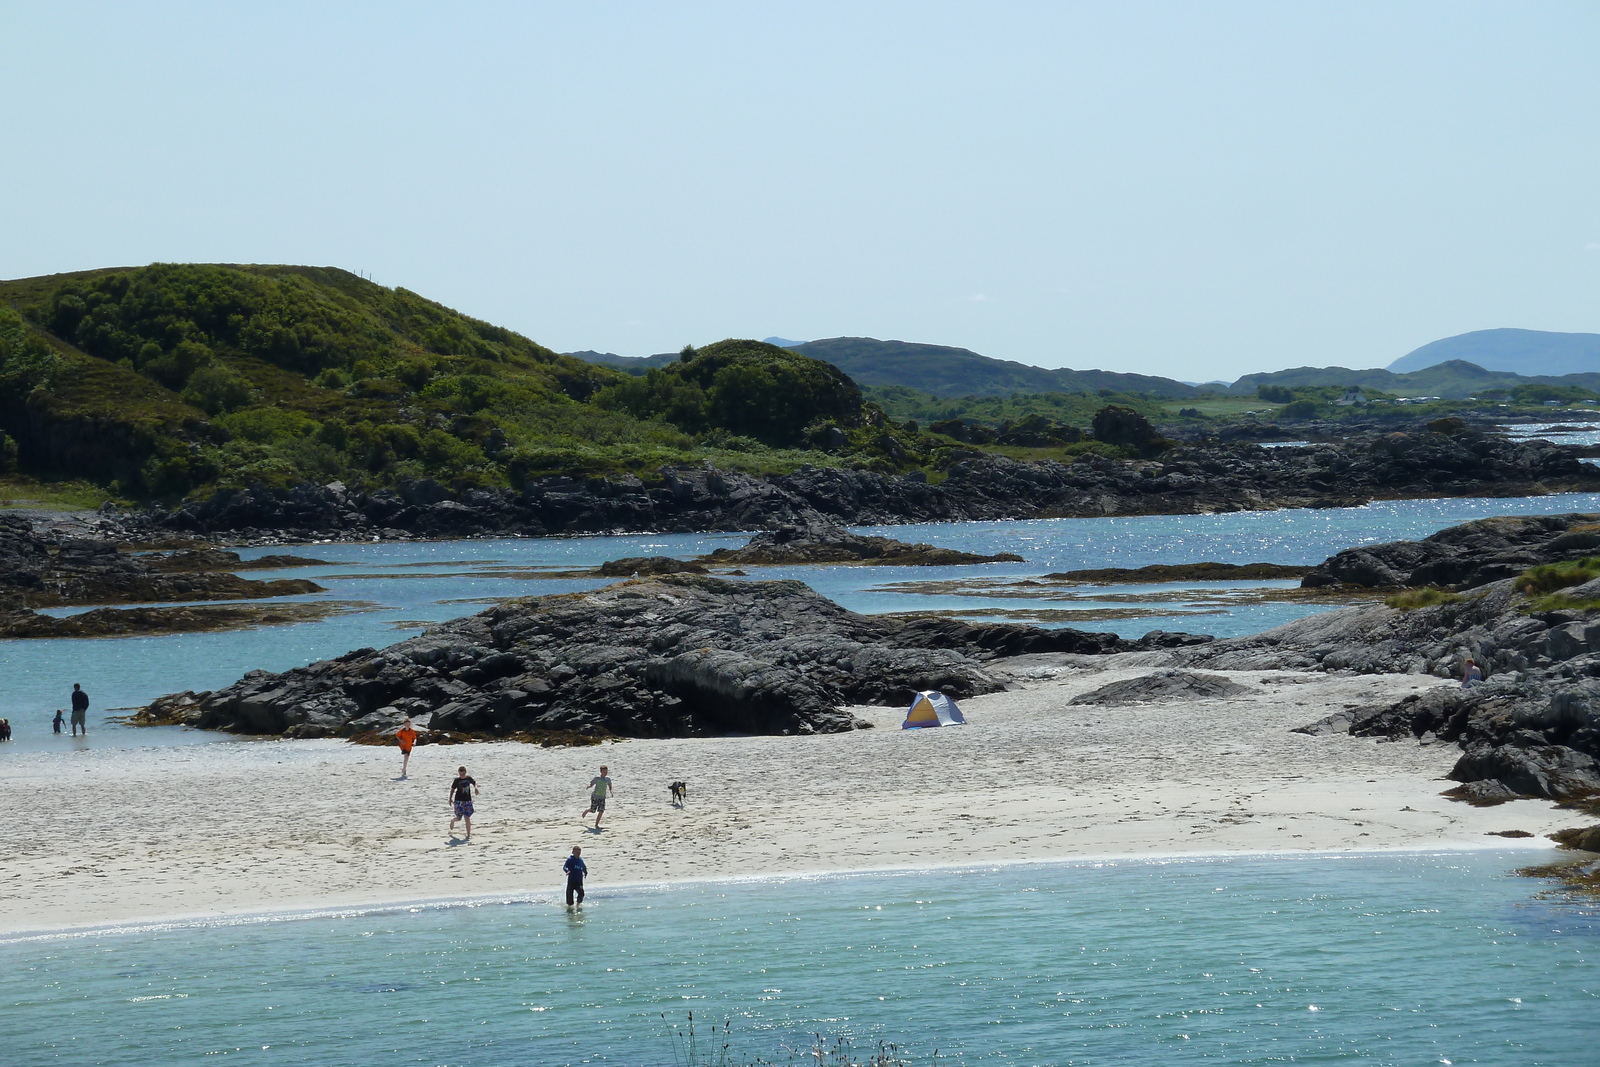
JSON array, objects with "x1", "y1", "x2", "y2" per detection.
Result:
[
  {"x1": 1302, "y1": 514, "x2": 1600, "y2": 590},
  {"x1": 134, "y1": 427, "x2": 1600, "y2": 541},
  {"x1": 1069, "y1": 670, "x2": 1253, "y2": 705},
  {"x1": 1045, "y1": 562, "x2": 1311, "y2": 583},
  {"x1": 0, "y1": 599, "x2": 350, "y2": 639},
  {"x1": 595, "y1": 556, "x2": 708, "y2": 577},
  {"x1": 1183, "y1": 522, "x2": 1600, "y2": 805},
  {"x1": 0, "y1": 512, "x2": 323, "y2": 608},
  {"x1": 135, "y1": 575, "x2": 1210, "y2": 740},
  {"x1": 703, "y1": 523, "x2": 1023, "y2": 566}
]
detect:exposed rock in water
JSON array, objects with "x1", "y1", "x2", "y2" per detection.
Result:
[
  {"x1": 596, "y1": 556, "x2": 708, "y2": 577},
  {"x1": 0, "y1": 599, "x2": 359, "y2": 639},
  {"x1": 1044, "y1": 562, "x2": 1312, "y2": 583},
  {"x1": 135, "y1": 575, "x2": 1210, "y2": 741},
  {"x1": 1069, "y1": 670, "x2": 1254, "y2": 705},
  {"x1": 704, "y1": 523, "x2": 1024, "y2": 566},
  {"x1": 0, "y1": 513, "x2": 324, "y2": 608}
]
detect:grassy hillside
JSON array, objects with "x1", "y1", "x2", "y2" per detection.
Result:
[{"x1": 0, "y1": 264, "x2": 937, "y2": 501}]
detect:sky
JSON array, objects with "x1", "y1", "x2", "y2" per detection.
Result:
[{"x1": 2, "y1": 1, "x2": 1598, "y2": 382}]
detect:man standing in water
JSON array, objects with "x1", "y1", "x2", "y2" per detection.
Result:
[
  {"x1": 563, "y1": 845, "x2": 587, "y2": 906},
  {"x1": 583, "y1": 765, "x2": 613, "y2": 829},
  {"x1": 448, "y1": 766, "x2": 479, "y2": 840},
  {"x1": 396, "y1": 718, "x2": 418, "y2": 779},
  {"x1": 69, "y1": 684, "x2": 89, "y2": 736}
]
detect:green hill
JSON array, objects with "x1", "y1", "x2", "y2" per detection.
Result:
[{"x1": 0, "y1": 264, "x2": 917, "y2": 501}]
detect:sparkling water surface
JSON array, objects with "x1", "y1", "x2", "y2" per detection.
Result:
[
  {"x1": 2, "y1": 852, "x2": 1594, "y2": 1066},
  {"x1": 7, "y1": 493, "x2": 1600, "y2": 752}
]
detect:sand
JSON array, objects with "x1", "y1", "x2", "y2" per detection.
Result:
[{"x1": 0, "y1": 657, "x2": 1573, "y2": 937}]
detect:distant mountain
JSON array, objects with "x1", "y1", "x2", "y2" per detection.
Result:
[
  {"x1": 565, "y1": 349, "x2": 679, "y2": 374},
  {"x1": 762, "y1": 336, "x2": 806, "y2": 348},
  {"x1": 1389, "y1": 328, "x2": 1600, "y2": 376},
  {"x1": 1230, "y1": 359, "x2": 1600, "y2": 399},
  {"x1": 783, "y1": 337, "x2": 1201, "y2": 399}
]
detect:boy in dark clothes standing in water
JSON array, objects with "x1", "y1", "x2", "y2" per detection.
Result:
[
  {"x1": 563, "y1": 846, "x2": 587, "y2": 906},
  {"x1": 448, "y1": 766, "x2": 479, "y2": 840}
]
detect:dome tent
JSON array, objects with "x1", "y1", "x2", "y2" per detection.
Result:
[{"x1": 901, "y1": 690, "x2": 965, "y2": 729}]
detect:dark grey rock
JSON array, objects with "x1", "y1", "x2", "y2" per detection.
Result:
[
  {"x1": 137, "y1": 575, "x2": 1178, "y2": 740},
  {"x1": 1070, "y1": 670, "x2": 1253, "y2": 705}
]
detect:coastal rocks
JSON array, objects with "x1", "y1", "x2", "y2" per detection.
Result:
[
  {"x1": 1070, "y1": 670, "x2": 1254, "y2": 705},
  {"x1": 136, "y1": 427, "x2": 1600, "y2": 541},
  {"x1": 1182, "y1": 514, "x2": 1600, "y2": 804},
  {"x1": 0, "y1": 599, "x2": 352, "y2": 639},
  {"x1": 0, "y1": 512, "x2": 324, "y2": 609},
  {"x1": 136, "y1": 575, "x2": 1203, "y2": 741},
  {"x1": 1044, "y1": 562, "x2": 1311, "y2": 583},
  {"x1": 1302, "y1": 514, "x2": 1600, "y2": 590},
  {"x1": 596, "y1": 556, "x2": 708, "y2": 577},
  {"x1": 703, "y1": 523, "x2": 1024, "y2": 567}
]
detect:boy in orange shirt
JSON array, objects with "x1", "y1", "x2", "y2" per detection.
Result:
[{"x1": 396, "y1": 718, "x2": 418, "y2": 779}]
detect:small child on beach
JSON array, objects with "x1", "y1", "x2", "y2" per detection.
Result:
[
  {"x1": 396, "y1": 718, "x2": 418, "y2": 778},
  {"x1": 564, "y1": 845, "x2": 587, "y2": 906},
  {"x1": 584, "y1": 765, "x2": 613, "y2": 829},
  {"x1": 448, "y1": 766, "x2": 479, "y2": 840}
]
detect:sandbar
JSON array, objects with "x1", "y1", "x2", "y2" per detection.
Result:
[{"x1": 0, "y1": 658, "x2": 1569, "y2": 937}]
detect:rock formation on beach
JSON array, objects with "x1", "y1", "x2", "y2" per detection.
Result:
[
  {"x1": 137, "y1": 575, "x2": 1210, "y2": 740},
  {"x1": 1184, "y1": 515, "x2": 1600, "y2": 807},
  {"x1": 136, "y1": 425, "x2": 1598, "y2": 541}
]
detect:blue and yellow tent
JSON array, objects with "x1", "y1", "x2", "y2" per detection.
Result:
[{"x1": 901, "y1": 690, "x2": 966, "y2": 729}]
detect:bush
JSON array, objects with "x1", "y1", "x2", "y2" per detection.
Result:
[
  {"x1": 182, "y1": 363, "x2": 255, "y2": 414},
  {"x1": 1090, "y1": 405, "x2": 1168, "y2": 456},
  {"x1": 1279, "y1": 399, "x2": 1319, "y2": 419}
]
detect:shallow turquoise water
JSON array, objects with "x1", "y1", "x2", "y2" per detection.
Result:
[
  {"x1": 2, "y1": 852, "x2": 1594, "y2": 1066},
  {"x1": 6, "y1": 493, "x2": 1600, "y2": 752}
]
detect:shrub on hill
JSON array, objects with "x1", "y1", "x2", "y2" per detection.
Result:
[{"x1": 594, "y1": 339, "x2": 864, "y2": 447}]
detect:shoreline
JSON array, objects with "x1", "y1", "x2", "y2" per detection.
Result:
[
  {"x1": 1, "y1": 663, "x2": 1576, "y2": 940},
  {"x1": 0, "y1": 839, "x2": 1561, "y2": 944}
]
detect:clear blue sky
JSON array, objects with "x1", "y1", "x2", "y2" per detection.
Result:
[{"x1": 3, "y1": 1, "x2": 1597, "y2": 381}]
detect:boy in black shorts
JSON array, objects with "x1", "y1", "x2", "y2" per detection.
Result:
[{"x1": 448, "y1": 766, "x2": 479, "y2": 840}]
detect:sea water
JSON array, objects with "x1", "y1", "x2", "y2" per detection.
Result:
[
  {"x1": 1, "y1": 851, "x2": 1594, "y2": 1066},
  {"x1": 7, "y1": 492, "x2": 1600, "y2": 752}
]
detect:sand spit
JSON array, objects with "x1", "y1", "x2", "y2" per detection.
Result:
[{"x1": 0, "y1": 660, "x2": 1569, "y2": 936}]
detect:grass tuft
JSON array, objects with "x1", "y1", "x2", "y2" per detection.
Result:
[{"x1": 1384, "y1": 587, "x2": 1462, "y2": 611}]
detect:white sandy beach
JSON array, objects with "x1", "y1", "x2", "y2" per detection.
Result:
[{"x1": 0, "y1": 657, "x2": 1571, "y2": 937}]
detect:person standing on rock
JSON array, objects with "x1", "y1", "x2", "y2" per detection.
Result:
[
  {"x1": 449, "y1": 766, "x2": 479, "y2": 840},
  {"x1": 396, "y1": 718, "x2": 418, "y2": 779},
  {"x1": 69, "y1": 684, "x2": 89, "y2": 736},
  {"x1": 584, "y1": 765, "x2": 613, "y2": 829},
  {"x1": 563, "y1": 845, "x2": 587, "y2": 906}
]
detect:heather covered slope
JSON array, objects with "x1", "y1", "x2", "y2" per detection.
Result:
[{"x1": 0, "y1": 265, "x2": 920, "y2": 500}]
